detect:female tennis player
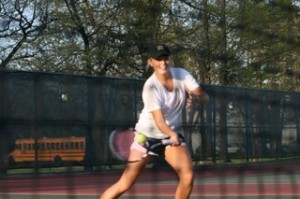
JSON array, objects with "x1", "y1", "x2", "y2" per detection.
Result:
[{"x1": 100, "y1": 44, "x2": 209, "y2": 199}]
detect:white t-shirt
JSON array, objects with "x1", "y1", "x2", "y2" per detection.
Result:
[{"x1": 135, "y1": 67, "x2": 200, "y2": 139}]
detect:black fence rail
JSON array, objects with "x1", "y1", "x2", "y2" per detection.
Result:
[{"x1": 1, "y1": 70, "x2": 300, "y2": 172}]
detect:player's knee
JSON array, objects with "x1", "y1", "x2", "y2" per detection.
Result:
[
  {"x1": 186, "y1": 170, "x2": 194, "y2": 184},
  {"x1": 178, "y1": 169, "x2": 194, "y2": 186}
]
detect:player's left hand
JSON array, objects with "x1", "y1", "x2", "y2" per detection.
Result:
[
  {"x1": 186, "y1": 93, "x2": 209, "y2": 107},
  {"x1": 186, "y1": 93, "x2": 193, "y2": 108}
]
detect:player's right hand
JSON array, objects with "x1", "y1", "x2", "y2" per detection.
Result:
[{"x1": 170, "y1": 133, "x2": 180, "y2": 146}]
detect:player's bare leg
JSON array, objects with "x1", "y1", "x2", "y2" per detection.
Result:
[
  {"x1": 100, "y1": 155, "x2": 150, "y2": 199},
  {"x1": 164, "y1": 145, "x2": 194, "y2": 199}
]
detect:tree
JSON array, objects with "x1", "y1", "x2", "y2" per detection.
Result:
[
  {"x1": 0, "y1": 0, "x2": 299, "y2": 91},
  {"x1": 0, "y1": 0, "x2": 49, "y2": 69}
]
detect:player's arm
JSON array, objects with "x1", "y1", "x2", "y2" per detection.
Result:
[
  {"x1": 186, "y1": 86, "x2": 209, "y2": 107},
  {"x1": 151, "y1": 109, "x2": 180, "y2": 145}
]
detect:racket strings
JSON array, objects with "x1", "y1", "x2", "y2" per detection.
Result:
[{"x1": 109, "y1": 129, "x2": 185, "y2": 163}]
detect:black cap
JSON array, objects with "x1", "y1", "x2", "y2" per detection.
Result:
[{"x1": 148, "y1": 44, "x2": 171, "y2": 59}]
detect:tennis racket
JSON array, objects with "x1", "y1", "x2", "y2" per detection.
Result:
[{"x1": 109, "y1": 128, "x2": 181, "y2": 163}]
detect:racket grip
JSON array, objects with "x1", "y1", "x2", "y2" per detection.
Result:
[
  {"x1": 161, "y1": 139, "x2": 174, "y2": 145},
  {"x1": 161, "y1": 137, "x2": 184, "y2": 146}
]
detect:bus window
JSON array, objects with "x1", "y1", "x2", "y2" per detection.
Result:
[{"x1": 65, "y1": 142, "x2": 69, "y2": 149}]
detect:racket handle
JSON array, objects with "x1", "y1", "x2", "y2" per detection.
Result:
[
  {"x1": 147, "y1": 138, "x2": 184, "y2": 152},
  {"x1": 161, "y1": 139, "x2": 174, "y2": 145},
  {"x1": 161, "y1": 138, "x2": 183, "y2": 145}
]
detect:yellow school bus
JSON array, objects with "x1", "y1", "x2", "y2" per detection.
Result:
[{"x1": 8, "y1": 137, "x2": 86, "y2": 166}]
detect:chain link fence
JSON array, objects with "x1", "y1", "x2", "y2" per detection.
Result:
[{"x1": 1, "y1": 70, "x2": 300, "y2": 172}]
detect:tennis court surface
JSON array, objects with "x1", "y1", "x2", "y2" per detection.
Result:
[{"x1": 1, "y1": 161, "x2": 300, "y2": 199}]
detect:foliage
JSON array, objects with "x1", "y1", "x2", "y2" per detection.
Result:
[{"x1": 0, "y1": 0, "x2": 299, "y2": 91}]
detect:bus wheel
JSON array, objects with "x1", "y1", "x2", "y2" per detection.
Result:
[
  {"x1": 8, "y1": 156, "x2": 15, "y2": 166},
  {"x1": 53, "y1": 156, "x2": 63, "y2": 167}
]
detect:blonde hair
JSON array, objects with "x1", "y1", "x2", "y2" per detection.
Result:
[{"x1": 145, "y1": 57, "x2": 174, "y2": 71}]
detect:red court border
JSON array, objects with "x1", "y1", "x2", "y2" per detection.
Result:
[{"x1": 1, "y1": 162, "x2": 300, "y2": 197}]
